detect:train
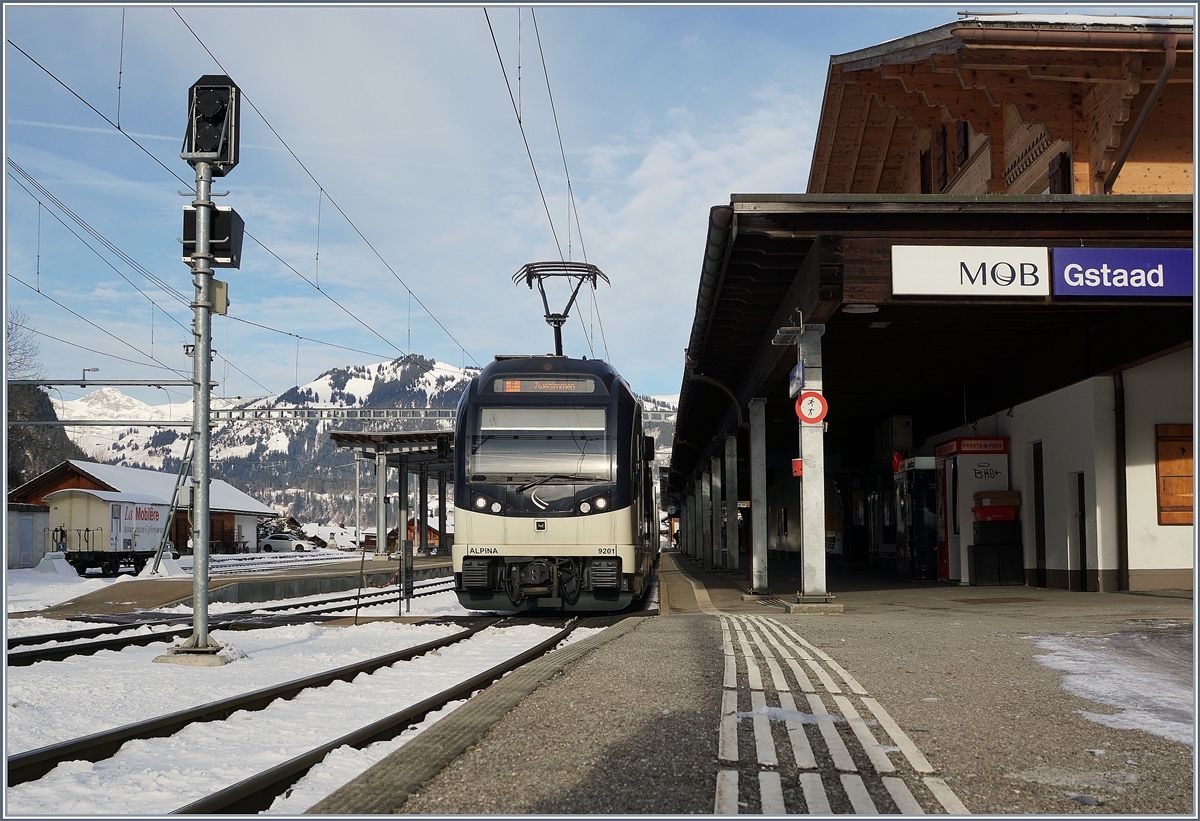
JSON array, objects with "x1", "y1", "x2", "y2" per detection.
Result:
[{"x1": 451, "y1": 355, "x2": 658, "y2": 611}]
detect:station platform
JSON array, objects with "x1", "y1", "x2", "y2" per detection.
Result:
[
  {"x1": 15, "y1": 555, "x2": 452, "y2": 621},
  {"x1": 313, "y1": 550, "x2": 1193, "y2": 815}
]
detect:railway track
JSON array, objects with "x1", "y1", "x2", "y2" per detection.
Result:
[
  {"x1": 6, "y1": 616, "x2": 595, "y2": 815},
  {"x1": 6, "y1": 617, "x2": 500, "y2": 786},
  {"x1": 6, "y1": 577, "x2": 456, "y2": 666}
]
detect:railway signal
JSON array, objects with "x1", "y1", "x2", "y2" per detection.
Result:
[
  {"x1": 162, "y1": 74, "x2": 246, "y2": 666},
  {"x1": 183, "y1": 75, "x2": 240, "y2": 177}
]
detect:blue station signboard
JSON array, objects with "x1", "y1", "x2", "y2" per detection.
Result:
[{"x1": 1052, "y1": 247, "x2": 1193, "y2": 297}]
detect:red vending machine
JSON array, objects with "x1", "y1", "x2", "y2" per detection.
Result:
[{"x1": 934, "y1": 437, "x2": 1009, "y2": 583}]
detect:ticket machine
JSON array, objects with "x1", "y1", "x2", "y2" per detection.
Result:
[{"x1": 934, "y1": 437, "x2": 1010, "y2": 583}]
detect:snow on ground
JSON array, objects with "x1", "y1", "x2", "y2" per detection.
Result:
[
  {"x1": 5, "y1": 568, "x2": 133, "y2": 614},
  {"x1": 1033, "y1": 630, "x2": 1194, "y2": 747},
  {"x1": 265, "y1": 625, "x2": 605, "y2": 815},
  {"x1": 5, "y1": 616, "x2": 121, "y2": 638},
  {"x1": 6, "y1": 623, "x2": 571, "y2": 815},
  {"x1": 5, "y1": 620, "x2": 464, "y2": 756},
  {"x1": 6, "y1": 556, "x2": 613, "y2": 814}
]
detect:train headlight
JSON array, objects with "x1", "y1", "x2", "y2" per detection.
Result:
[
  {"x1": 594, "y1": 496, "x2": 609, "y2": 511},
  {"x1": 474, "y1": 496, "x2": 488, "y2": 510},
  {"x1": 579, "y1": 501, "x2": 592, "y2": 514},
  {"x1": 490, "y1": 501, "x2": 503, "y2": 514}
]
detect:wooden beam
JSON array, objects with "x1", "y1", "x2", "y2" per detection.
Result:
[
  {"x1": 868, "y1": 107, "x2": 898, "y2": 193},
  {"x1": 1084, "y1": 53, "x2": 1142, "y2": 192},
  {"x1": 844, "y1": 94, "x2": 873, "y2": 193}
]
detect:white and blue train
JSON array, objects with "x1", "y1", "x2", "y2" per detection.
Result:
[{"x1": 452, "y1": 355, "x2": 657, "y2": 611}]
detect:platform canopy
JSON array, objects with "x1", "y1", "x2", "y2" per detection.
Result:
[
  {"x1": 668, "y1": 194, "x2": 1192, "y2": 497},
  {"x1": 329, "y1": 430, "x2": 453, "y2": 474}
]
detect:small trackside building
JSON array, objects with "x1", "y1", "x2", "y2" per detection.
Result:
[{"x1": 7, "y1": 460, "x2": 278, "y2": 571}]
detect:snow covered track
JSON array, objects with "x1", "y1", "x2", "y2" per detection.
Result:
[
  {"x1": 172, "y1": 619, "x2": 582, "y2": 814},
  {"x1": 7, "y1": 579, "x2": 456, "y2": 666},
  {"x1": 6, "y1": 619, "x2": 500, "y2": 787}
]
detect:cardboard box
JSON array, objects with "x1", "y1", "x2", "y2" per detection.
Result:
[{"x1": 974, "y1": 489, "x2": 1021, "y2": 506}]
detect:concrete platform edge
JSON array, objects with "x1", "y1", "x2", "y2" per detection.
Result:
[{"x1": 307, "y1": 614, "x2": 649, "y2": 814}]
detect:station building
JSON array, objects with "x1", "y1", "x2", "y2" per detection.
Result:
[{"x1": 668, "y1": 14, "x2": 1193, "y2": 595}]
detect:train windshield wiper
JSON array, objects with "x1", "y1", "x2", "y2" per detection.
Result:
[{"x1": 514, "y1": 474, "x2": 590, "y2": 494}]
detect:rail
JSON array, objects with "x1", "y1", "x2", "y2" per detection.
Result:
[
  {"x1": 172, "y1": 618, "x2": 582, "y2": 814},
  {"x1": 6, "y1": 618, "x2": 499, "y2": 787}
]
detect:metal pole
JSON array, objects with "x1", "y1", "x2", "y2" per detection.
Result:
[
  {"x1": 188, "y1": 159, "x2": 215, "y2": 651},
  {"x1": 355, "y1": 456, "x2": 361, "y2": 554},
  {"x1": 419, "y1": 463, "x2": 430, "y2": 557},
  {"x1": 375, "y1": 449, "x2": 386, "y2": 561},
  {"x1": 437, "y1": 470, "x2": 447, "y2": 556},
  {"x1": 400, "y1": 459, "x2": 411, "y2": 613}
]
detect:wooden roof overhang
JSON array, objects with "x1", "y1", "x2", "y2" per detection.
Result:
[
  {"x1": 808, "y1": 17, "x2": 1194, "y2": 194},
  {"x1": 668, "y1": 194, "x2": 1193, "y2": 496}
]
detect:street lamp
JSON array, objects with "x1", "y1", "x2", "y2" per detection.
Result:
[{"x1": 80, "y1": 367, "x2": 99, "y2": 387}]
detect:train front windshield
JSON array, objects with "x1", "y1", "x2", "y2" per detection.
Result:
[{"x1": 469, "y1": 407, "x2": 611, "y2": 483}]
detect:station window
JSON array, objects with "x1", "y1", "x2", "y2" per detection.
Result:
[{"x1": 1155, "y1": 424, "x2": 1193, "y2": 525}]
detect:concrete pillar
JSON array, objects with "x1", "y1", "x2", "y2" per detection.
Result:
[
  {"x1": 701, "y1": 465, "x2": 713, "y2": 569},
  {"x1": 725, "y1": 432, "x2": 739, "y2": 573},
  {"x1": 800, "y1": 327, "x2": 828, "y2": 597},
  {"x1": 691, "y1": 488, "x2": 699, "y2": 561},
  {"x1": 682, "y1": 496, "x2": 691, "y2": 558},
  {"x1": 711, "y1": 449, "x2": 724, "y2": 569},
  {"x1": 750, "y1": 398, "x2": 769, "y2": 593}
]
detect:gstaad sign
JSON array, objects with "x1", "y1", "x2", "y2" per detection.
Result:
[
  {"x1": 892, "y1": 246, "x2": 1050, "y2": 296},
  {"x1": 1052, "y1": 248, "x2": 1193, "y2": 297}
]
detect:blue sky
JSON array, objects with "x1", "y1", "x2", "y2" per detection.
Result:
[{"x1": 5, "y1": 4, "x2": 1191, "y2": 406}]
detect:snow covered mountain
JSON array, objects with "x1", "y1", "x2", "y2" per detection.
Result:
[
  {"x1": 52, "y1": 354, "x2": 676, "y2": 524},
  {"x1": 52, "y1": 355, "x2": 477, "y2": 522}
]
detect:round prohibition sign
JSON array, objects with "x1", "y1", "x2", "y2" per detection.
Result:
[{"x1": 795, "y1": 391, "x2": 828, "y2": 424}]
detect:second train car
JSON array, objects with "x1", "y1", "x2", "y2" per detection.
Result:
[{"x1": 452, "y1": 355, "x2": 657, "y2": 611}]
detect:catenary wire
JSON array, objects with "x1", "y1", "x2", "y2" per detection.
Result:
[
  {"x1": 9, "y1": 163, "x2": 401, "y2": 366},
  {"x1": 484, "y1": 7, "x2": 565, "y2": 261},
  {"x1": 172, "y1": 9, "x2": 481, "y2": 369},
  {"x1": 7, "y1": 37, "x2": 446, "y2": 381},
  {"x1": 7, "y1": 166, "x2": 275, "y2": 396}
]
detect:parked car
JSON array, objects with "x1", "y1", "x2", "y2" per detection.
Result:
[{"x1": 261, "y1": 533, "x2": 314, "y2": 552}]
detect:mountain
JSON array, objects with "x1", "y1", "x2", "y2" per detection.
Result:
[
  {"x1": 52, "y1": 355, "x2": 676, "y2": 525},
  {"x1": 7, "y1": 384, "x2": 89, "y2": 486}
]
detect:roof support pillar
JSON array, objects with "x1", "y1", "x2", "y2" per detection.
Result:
[
  {"x1": 799, "y1": 327, "x2": 829, "y2": 598},
  {"x1": 749, "y1": 397, "x2": 769, "y2": 593},
  {"x1": 437, "y1": 470, "x2": 448, "y2": 556},
  {"x1": 419, "y1": 463, "x2": 430, "y2": 557},
  {"x1": 700, "y1": 466, "x2": 713, "y2": 570},
  {"x1": 399, "y1": 457, "x2": 411, "y2": 612},
  {"x1": 725, "y1": 432, "x2": 740, "y2": 573},
  {"x1": 711, "y1": 447, "x2": 725, "y2": 570},
  {"x1": 375, "y1": 449, "x2": 387, "y2": 560}
]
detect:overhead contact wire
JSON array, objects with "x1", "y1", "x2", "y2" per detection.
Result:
[
  {"x1": 8, "y1": 37, "x2": 447, "y2": 383},
  {"x1": 173, "y1": 9, "x2": 480, "y2": 370}
]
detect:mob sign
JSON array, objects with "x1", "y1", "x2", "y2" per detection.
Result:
[
  {"x1": 892, "y1": 246, "x2": 1050, "y2": 296},
  {"x1": 1052, "y1": 248, "x2": 1193, "y2": 297}
]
